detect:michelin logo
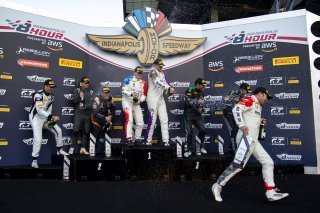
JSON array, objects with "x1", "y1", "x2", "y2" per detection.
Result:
[
  {"x1": 235, "y1": 80, "x2": 257, "y2": 86},
  {"x1": 170, "y1": 82, "x2": 190, "y2": 87},
  {"x1": 64, "y1": 94, "x2": 73, "y2": 100},
  {"x1": 276, "y1": 123, "x2": 301, "y2": 129},
  {"x1": 170, "y1": 109, "x2": 184, "y2": 115},
  {"x1": 204, "y1": 95, "x2": 223, "y2": 101},
  {"x1": 276, "y1": 153, "x2": 302, "y2": 161},
  {"x1": 27, "y1": 75, "x2": 50, "y2": 82},
  {"x1": 275, "y1": 93, "x2": 299, "y2": 99},
  {"x1": 23, "y1": 138, "x2": 48, "y2": 145},
  {"x1": 100, "y1": 81, "x2": 121, "y2": 87},
  {"x1": 63, "y1": 123, "x2": 73, "y2": 129},
  {"x1": 204, "y1": 123, "x2": 223, "y2": 129}
]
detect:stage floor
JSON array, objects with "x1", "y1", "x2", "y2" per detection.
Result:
[{"x1": 1, "y1": 174, "x2": 319, "y2": 213}]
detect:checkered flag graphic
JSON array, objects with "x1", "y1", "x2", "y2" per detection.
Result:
[{"x1": 145, "y1": 7, "x2": 159, "y2": 28}]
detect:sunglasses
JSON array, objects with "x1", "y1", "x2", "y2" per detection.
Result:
[{"x1": 83, "y1": 82, "x2": 89, "y2": 84}]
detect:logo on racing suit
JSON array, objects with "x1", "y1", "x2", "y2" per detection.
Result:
[
  {"x1": 170, "y1": 82, "x2": 190, "y2": 88},
  {"x1": 276, "y1": 123, "x2": 301, "y2": 130},
  {"x1": 27, "y1": 75, "x2": 50, "y2": 82},
  {"x1": 62, "y1": 107, "x2": 74, "y2": 115},
  {"x1": 64, "y1": 94, "x2": 73, "y2": 100},
  {"x1": 0, "y1": 89, "x2": 6, "y2": 95},
  {"x1": 235, "y1": 80, "x2": 257, "y2": 86},
  {"x1": 23, "y1": 138, "x2": 48, "y2": 145},
  {"x1": 204, "y1": 123, "x2": 223, "y2": 129},
  {"x1": 276, "y1": 153, "x2": 302, "y2": 161},
  {"x1": 168, "y1": 122, "x2": 180, "y2": 130},
  {"x1": 270, "y1": 106, "x2": 285, "y2": 115},
  {"x1": 86, "y1": 7, "x2": 206, "y2": 65},
  {"x1": 63, "y1": 78, "x2": 76, "y2": 87},
  {"x1": 271, "y1": 137, "x2": 286, "y2": 146},
  {"x1": 19, "y1": 121, "x2": 32, "y2": 130},
  {"x1": 62, "y1": 137, "x2": 71, "y2": 145},
  {"x1": 168, "y1": 94, "x2": 181, "y2": 102},
  {"x1": 275, "y1": 93, "x2": 299, "y2": 99},
  {"x1": 225, "y1": 30, "x2": 277, "y2": 45},
  {"x1": 62, "y1": 123, "x2": 73, "y2": 130},
  {"x1": 270, "y1": 77, "x2": 283, "y2": 85},
  {"x1": 100, "y1": 81, "x2": 122, "y2": 87},
  {"x1": 21, "y1": 89, "x2": 35, "y2": 98},
  {"x1": 170, "y1": 109, "x2": 184, "y2": 115}
]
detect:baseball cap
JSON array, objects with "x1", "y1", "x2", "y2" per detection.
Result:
[
  {"x1": 153, "y1": 59, "x2": 165, "y2": 67},
  {"x1": 44, "y1": 79, "x2": 57, "y2": 88},
  {"x1": 253, "y1": 87, "x2": 273, "y2": 100},
  {"x1": 102, "y1": 87, "x2": 110, "y2": 93},
  {"x1": 135, "y1": 66, "x2": 144, "y2": 73},
  {"x1": 81, "y1": 77, "x2": 90, "y2": 83},
  {"x1": 195, "y1": 78, "x2": 207, "y2": 87},
  {"x1": 239, "y1": 83, "x2": 252, "y2": 92}
]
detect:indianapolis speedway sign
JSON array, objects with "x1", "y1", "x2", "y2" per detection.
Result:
[{"x1": 87, "y1": 7, "x2": 206, "y2": 65}]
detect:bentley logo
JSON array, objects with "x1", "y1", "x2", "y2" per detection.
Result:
[{"x1": 87, "y1": 7, "x2": 206, "y2": 65}]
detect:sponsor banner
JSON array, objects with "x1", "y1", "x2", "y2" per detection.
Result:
[
  {"x1": 233, "y1": 55, "x2": 263, "y2": 63},
  {"x1": 0, "y1": 140, "x2": 8, "y2": 146},
  {"x1": 270, "y1": 106, "x2": 285, "y2": 115},
  {"x1": 276, "y1": 123, "x2": 301, "y2": 130},
  {"x1": 100, "y1": 81, "x2": 121, "y2": 87},
  {"x1": 214, "y1": 83, "x2": 224, "y2": 88},
  {"x1": 204, "y1": 123, "x2": 223, "y2": 129},
  {"x1": 0, "y1": 107, "x2": 10, "y2": 112},
  {"x1": 16, "y1": 46, "x2": 51, "y2": 57},
  {"x1": 170, "y1": 82, "x2": 190, "y2": 88},
  {"x1": 62, "y1": 137, "x2": 71, "y2": 145},
  {"x1": 113, "y1": 125, "x2": 123, "y2": 130},
  {"x1": 0, "y1": 47, "x2": 4, "y2": 59},
  {"x1": 62, "y1": 123, "x2": 73, "y2": 129},
  {"x1": 63, "y1": 78, "x2": 76, "y2": 87},
  {"x1": 214, "y1": 111, "x2": 223, "y2": 115},
  {"x1": 64, "y1": 94, "x2": 73, "y2": 100},
  {"x1": 0, "y1": 122, "x2": 4, "y2": 128},
  {"x1": 270, "y1": 77, "x2": 283, "y2": 85},
  {"x1": 23, "y1": 138, "x2": 48, "y2": 145},
  {"x1": 19, "y1": 121, "x2": 32, "y2": 130},
  {"x1": 235, "y1": 80, "x2": 257, "y2": 86},
  {"x1": 0, "y1": 89, "x2": 6, "y2": 95},
  {"x1": 168, "y1": 94, "x2": 181, "y2": 102},
  {"x1": 208, "y1": 61, "x2": 224, "y2": 72},
  {"x1": 276, "y1": 153, "x2": 302, "y2": 161},
  {"x1": 17, "y1": 58, "x2": 49, "y2": 68},
  {"x1": 275, "y1": 93, "x2": 299, "y2": 99},
  {"x1": 59, "y1": 58, "x2": 82, "y2": 69},
  {"x1": 27, "y1": 75, "x2": 50, "y2": 82},
  {"x1": 170, "y1": 109, "x2": 184, "y2": 115},
  {"x1": 21, "y1": 89, "x2": 35, "y2": 98},
  {"x1": 234, "y1": 65, "x2": 263, "y2": 73},
  {"x1": 61, "y1": 107, "x2": 74, "y2": 115},
  {"x1": 290, "y1": 140, "x2": 302, "y2": 145},
  {"x1": 272, "y1": 56, "x2": 299, "y2": 66},
  {"x1": 289, "y1": 109, "x2": 301, "y2": 114},
  {"x1": 168, "y1": 122, "x2": 181, "y2": 130},
  {"x1": 288, "y1": 79, "x2": 300, "y2": 84}
]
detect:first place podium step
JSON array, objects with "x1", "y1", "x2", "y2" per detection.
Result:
[{"x1": 63, "y1": 154, "x2": 126, "y2": 181}]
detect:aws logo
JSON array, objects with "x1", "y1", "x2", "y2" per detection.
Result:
[{"x1": 87, "y1": 7, "x2": 206, "y2": 65}]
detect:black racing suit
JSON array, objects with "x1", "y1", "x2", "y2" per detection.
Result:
[
  {"x1": 70, "y1": 87, "x2": 93, "y2": 148},
  {"x1": 184, "y1": 86, "x2": 206, "y2": 152},
  {"x1": 91, "y1": 95, "x2": 115, "y2": 141},
  {"x1": 223, "y1": 89, "x2": 248, "y2": 152}
]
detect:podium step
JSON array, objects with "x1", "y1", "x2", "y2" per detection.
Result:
[{"x1": 0, "y1": 165, "x2": 62, "y2": 179}]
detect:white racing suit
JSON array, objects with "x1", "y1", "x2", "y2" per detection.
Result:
[
  {"x1": 146, "y1": 68, "x2": 171, "y2": 143},
  {"x1": 122, "y1": 75, "x2": 147, "y2": 140},
  {"x1": 217, "y1": 95, "x2": 275, "y2": 190},
  {"x1": 29, "y1": 90, "x2": 63, "y2": 158}
]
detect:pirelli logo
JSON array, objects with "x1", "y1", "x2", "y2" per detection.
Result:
[
  {"x1": 0, "y1": 74, "x2": 13, "y2": 79},
  {"x1": 288, "y1": 79, "x2": 299, "y2": 84},
  {"x1": 59, "y1": 58, "x2": 83, "y2": 69},
  {"x1": 113, "y1": 126, "x2": 123, "y2": 130},
  {"x1": 0, "y1": 107, "x2": 10, "y2": 112},
  {"x1": 215, "y1": 111, "x2": 223, "y2": 115},
  {"x1": 0, "y1": 141, "x2": 8, "y2": 146},
  {"x1": 272, "y1": 56, "x2": 299, "y2": 66},
  {"x1": 290, "y1": 140, "x2": 302, "y2": 145},
  {"x1": 289, "y1": 109, "x2": 300, "y2": 114}
]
